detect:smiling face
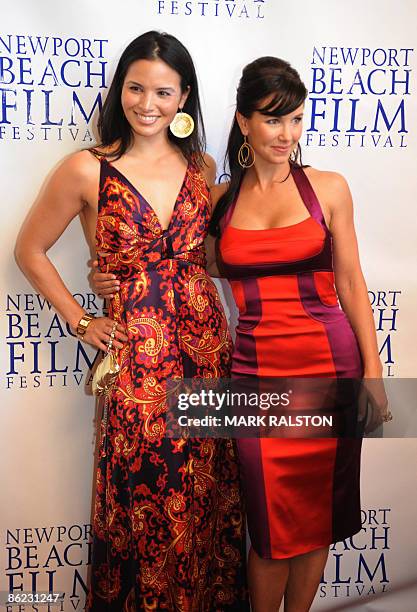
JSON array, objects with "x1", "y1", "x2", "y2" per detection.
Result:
[
  {"x1": 121, "y1": 58, "x2": 189, "y2": 139},
  {"x1": 237, "y1": 102, "x2": 304, "y2": 165}
]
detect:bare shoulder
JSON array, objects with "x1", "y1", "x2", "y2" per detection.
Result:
[
  {"x1": 303, "y1": 166, "x2": 352, "y2": 216},
  {"x1": 54, "y1": 149, "x2": 99, "y2": 180},
  {"x1": 304, "y1": 166, "x2": 350, "y2": 196},
  {"x1": 203, "y1": 152, "x2": 216, "y2": 171},
  {"x1": 44, "y1": 149, "x2": 101, "y2": 206},
  {"x1": 210, "y1": 181, "x2": 229, "y2": 209},
  {"x1": 201, "y1": 153, "x2": 217, "y2": 187}
]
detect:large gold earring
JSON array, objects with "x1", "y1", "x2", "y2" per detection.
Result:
[
  {"x1": 170, "y1": 108, "x2": 194, "y2": 138},
  {"x1": 238, "y1": 136, "x2": 255, "y2": 168},
  {"x1": 290, "y1": 144, "x2": 300, "y2": 164}
]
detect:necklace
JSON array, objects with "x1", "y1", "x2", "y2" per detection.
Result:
[{"x1": 273, "y1": 165, "x2": 292, "y2": 184}]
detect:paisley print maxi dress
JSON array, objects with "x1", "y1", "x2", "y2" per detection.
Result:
[{"x1": 87, "y1": 155, "x2": 247, "y2": 611}]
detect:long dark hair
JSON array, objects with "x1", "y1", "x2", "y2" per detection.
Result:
[
  {"x1": 96, "y1": 31, "x2": 205, "y2": 164},
  {"x1": 210, "y1": 56, "x2": 308, "y2": 236}
]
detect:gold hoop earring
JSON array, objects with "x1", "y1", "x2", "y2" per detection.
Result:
[
  {"x1": 238, "y1": 136, "x2": 255, "y2": 168},
  {"x1": 290, "y1": 145, "x2": 299, "y2": 164},
  {"x1": 169, "y1": 109, "x2": 194, "y2": 138}
]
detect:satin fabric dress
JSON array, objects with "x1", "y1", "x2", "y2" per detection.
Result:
[
  {"x1": 218, "y1": 165, "x2": 363, "y2": 559},
  {"x1": 88, "y1": 154, "x2": 248, "y2": 610}
]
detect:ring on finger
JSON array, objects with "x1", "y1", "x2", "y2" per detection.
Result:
[
  {"x1": 107, "y1": 323, "x2": 117, "y2": 350},
  {"x1": 106, "y1": 323, "x2": 116, "y2": 336},
  {"x1": 382, "y1": 410, "x2": 393, "y2": 422}
]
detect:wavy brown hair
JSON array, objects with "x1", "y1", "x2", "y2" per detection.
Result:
[{"x1": 210, "y1": 57, "x2": 308, "y2": 236}]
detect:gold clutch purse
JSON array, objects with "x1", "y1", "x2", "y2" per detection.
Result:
[{"x1": 92, "y1": 350, "x2": 120, "y2": 396}]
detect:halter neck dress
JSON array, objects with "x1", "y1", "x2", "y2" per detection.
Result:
[
  {"x1": 88, "y1": 153, "x2": 248, "y2": 610},
  {"x1": 218, "y1": 164, "x2": 363, "y2": 559}
]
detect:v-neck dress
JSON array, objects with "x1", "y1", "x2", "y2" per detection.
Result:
[
  {"x1": 88, "y1": 156, "x2": 248, "y2": 610},
  {"x1": 218, "y1": 164, "x2": 363, "y2": 559}
]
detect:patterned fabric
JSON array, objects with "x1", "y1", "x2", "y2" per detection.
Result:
[
  {"x1": 87, "y1": 157, "x2": 248, "y2": 611},
  {"x1": 218, "y1": 165, "x2": 363, "y2": 559}
]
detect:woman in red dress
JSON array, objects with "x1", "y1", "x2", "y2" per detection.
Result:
[
  {"x1": 15, "y1": 31, "x2": 247, "y2": 611},
  {"x1": 209, "y1": 57, "x2": 389, "y2": 611}
]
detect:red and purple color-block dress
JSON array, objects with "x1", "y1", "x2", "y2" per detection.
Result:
[{"x1": 219, "y1": 164, "x2": 363, "y2": 559}]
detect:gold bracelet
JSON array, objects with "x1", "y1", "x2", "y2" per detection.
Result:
[{"x1": 76, "y1": 313, "x2": 95, "y2": 337}]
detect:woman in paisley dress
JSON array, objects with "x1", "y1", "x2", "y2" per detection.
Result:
[{"x1": 15, "y1": 31, "x2": 247, "y2": 611}]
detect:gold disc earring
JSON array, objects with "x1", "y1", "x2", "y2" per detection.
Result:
[
  {"x1": 238, "y1": 135, "x2": 255, "y2": 168},
  {"x1": 169, "y1": 108, "x2": 195, "y2": 138}
]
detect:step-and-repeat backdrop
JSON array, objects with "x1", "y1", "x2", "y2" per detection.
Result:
[{"x1": 1, "y1": 1, "x2": 416, "y2": 610}]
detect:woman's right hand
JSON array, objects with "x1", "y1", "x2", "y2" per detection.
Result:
[
  {"x1": 90, "y1": 260, "x2": 120, "y2": 298},
  {"x1": 82, "y1": 316, "x2": 128, "y2": 352}
]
